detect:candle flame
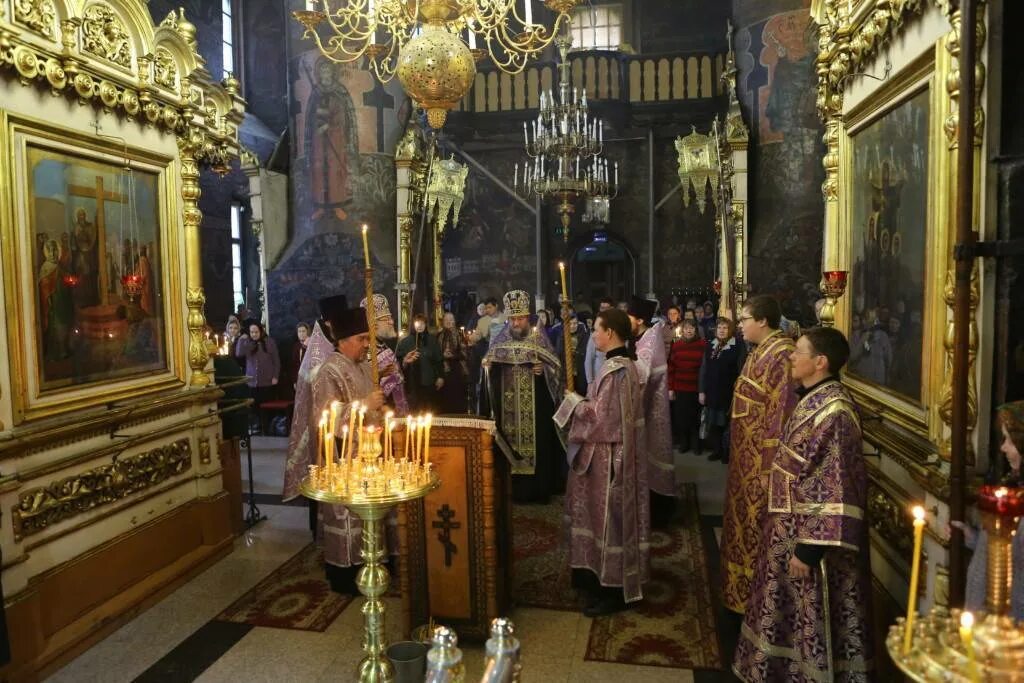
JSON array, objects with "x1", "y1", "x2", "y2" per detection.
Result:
[
  {"x1": 319, "y1": 415, "x2": 327, "y2": 426},
  {"x1": 342, "y1": 425, "x2": 348, "y2": 433},
  {"x1": 558, "y1": 261, "x2": 565, "y2": 270},
  {"x1": 996, "y1": 487, "x2": 1009, "y2": 498},
  {"x1": 912, "y1": 505, "x2": 925, "y2": 521},
  {"x1": 961, "y1": 611, "x2": 974, "y2": 629},
  {"x1": 386, "y1": 410, "x2": 394, "y2": 419},
  {"x1": 362, "y1": 224, "x2": 368, "y2": 234}
]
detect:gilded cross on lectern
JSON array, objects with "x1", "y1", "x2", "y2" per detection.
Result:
[{"x1": 432, "y1": 504, "x2": 461, "y2": 567}]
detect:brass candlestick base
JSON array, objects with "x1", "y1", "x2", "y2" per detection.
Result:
[{"x1": 300, "y1": 473, "x2": 440, "y2": 683}]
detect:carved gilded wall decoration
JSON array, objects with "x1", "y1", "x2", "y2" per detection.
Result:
[
  {"x1": 153, "y1": 47, "x2": 177, "y2": 89},
  {"x1": 198, "y1": 436, "x2": 211, "y2": 464},
  {"x1": 81, "y1": 4, "x2": 132, "y2": 69},
  {"x1": 14, "y1": 0, "x2": 56, "y2": 39},
  {"x1": 867, "y1": 480, "x2": 915, "y2": 565},
  {"x1": 11, "y1": 438, "x2": 193, "y2": 541}
]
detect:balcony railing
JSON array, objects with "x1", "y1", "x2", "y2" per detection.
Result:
[{"x1": 454, "y1": 49, "x2": 727, "y2": 114}]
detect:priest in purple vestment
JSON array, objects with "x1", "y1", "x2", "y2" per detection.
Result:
[
  {"x1": 734, "y1": 327, "x2": 873, "y2": 683},
  {"x1": 302, "y1": 298, "x2": 389, "y2": 594},
  {"x1": 555, "y1": 308, "x2": 650, "y2": 617},
  {"x1": 627, "y1": 296, "x2": 677, "y2": 527},
  {"x1": 480, "y1": 290, "x2": 565, "y2": 503}
]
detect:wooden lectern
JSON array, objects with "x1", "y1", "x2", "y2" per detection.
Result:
[{"x1": 396, "y1": 417, "x2": 511, "y2": 641}]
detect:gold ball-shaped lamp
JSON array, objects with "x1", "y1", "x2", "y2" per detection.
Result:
[{"x1": 397, "y1": 25, "x2": 475, "y2": 129}]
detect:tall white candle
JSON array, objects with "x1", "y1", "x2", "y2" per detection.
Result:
[
  {"x1": 524, "y1": 0, "x2": 533, "y2": 24},
  {"x1": 614, "y1": 162, "x2": 618, "y2": 188},
  {"x1": 523, "y1": 121, "x2": 529, "y2": 147},
  {"x1": 514, "y1": 163, "x2": 518, "y2": 191},
  {"x1": 468, "y1": 28, "x2": 476, "y2": 49}
]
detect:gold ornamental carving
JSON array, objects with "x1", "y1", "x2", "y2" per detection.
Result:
[
  {"x1": 814, "y1": 0, "x2": 926, "y2": 118},
  {"x1": 81, "y1": 3, "x2": 132, "y2": 69},
  {"x1": 153, "y1": 47, "x2": 177, "y2": 89},
  {"x1": 14, "y1": 0, "x2": 55, "y2": 39},
  {"x1": 936, "y1": 3, "x2": 985, "y2": 462},
  {"x1": 11, "y1": 438, "x2": 193, "y2": 541},
  {"x1": 198, "y1": 436, "x2": 211, "y2": 464},
  {"x1": 867, "y1": 480, "x2": 915, "y2": 565}
]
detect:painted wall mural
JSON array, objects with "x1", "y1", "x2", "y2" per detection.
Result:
[
  {"x1": 267, "y1": 48, "x2": 408, "y2": 336},
  {"x1": 734, "y1": 0, "x2": 825, "y2": 324}
]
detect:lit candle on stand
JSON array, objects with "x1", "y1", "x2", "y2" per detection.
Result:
[
  {"x1": 405, "y1": 415, "x2": 413, "y2": 462},
  {"x1": 325, "y1": 432, "x2": 334, "y2": 481},
  {"x1": 361, "y1": 224, "x2": 371, "y2": 268},
  {"x1": 514, "y1": 163, "x2": 518, "y2": 192},
  {"x1": 317, "y1": 413, "x2": 327, "y2": 472},
  {"x1": 903, "y1": 505, "x2": 926, "y2": 654},
  {"x1": 522, "y1": 122, "x2": 528, "y2": 148},
  {"x1": 960, "y1": 611, "x2": 980, "y2": 682},
  {"x1": 384, "y1": 411, "x2": 394, "y2": 461},
  {"x1": 340, "y1": 425, "x2": 349, "y2": 468},
  {"x1": 357, "y1": 405, "x2": 367, "y2": 441},
  {"x1": 424, "y1": 414, "x2": 433, "y2": 466},
  {"x1": 347, "y1": 401, "x2": 359, "y2": 460}
]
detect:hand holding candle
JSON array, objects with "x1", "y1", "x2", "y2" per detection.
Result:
[{"x1": 903, "y1": 505, "x2": 926, "y2": 655}]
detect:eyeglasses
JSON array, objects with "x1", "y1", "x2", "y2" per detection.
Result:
[
  {"x1": 737, "y1": 315, "x2": 753, "y2": 323},
  {"x1": 791, "y1": 349, "x2": 818, "y2": 357}
]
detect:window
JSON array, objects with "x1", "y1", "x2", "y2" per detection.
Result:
[
  {"x1": 570, "y1": 3, "x2": 623, "y2": 51},
  {"x1": 230, "y1": 203, "x2": 245, "y2": 312},
  {"x1": 222, "y1": 0, "x2": 234, "y2": 79}
]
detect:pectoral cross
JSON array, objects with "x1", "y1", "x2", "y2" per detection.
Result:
[{"x1": 432, "y1": 503, "x2": 461, "y2": 567}]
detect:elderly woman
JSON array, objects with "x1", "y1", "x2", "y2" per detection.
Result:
[{"x1": 953, "y1": 401, "x2": 1024, "y2": 619}]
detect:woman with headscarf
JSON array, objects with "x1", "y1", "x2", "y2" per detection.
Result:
[
  {"x1": 236, "y1": 319, "x2": 281, "y2": 433},
  {"x1": 437, "y1": 311, "x2": 469, "y2": 413}
]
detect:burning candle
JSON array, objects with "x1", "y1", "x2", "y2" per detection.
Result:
[
  {"x1": 384, "y1": 411, "x2": 394, "y2": 461},
  {"x1": 960, "y1": 611, "x2": 979, "y2": 682},
  {"x1": 357, "y1": 405, "x2": 367, "y2": 443},
  {"x1": 416, "y1": 415, "x2": 426, "y2": 465},
  {"x1": 361, "y1": 224, "x2": 371, "y2": 268},
  {"x1": 347, "y1": 401, "x2": 359, "y2": 460},
  {"x1": 424, "y1": 414, "x2": 433, "y2": 466},
  {"x1": 403, "y1": 413, "x2": 411, "y2": 462},
  {"x1": 329, "y1": 401, "x2": 340, "y2": 439},
  {"x1": 558, "y1": 262, "x2": 568, "y2": 304},
  {"x1": 514, "y1": 162, "x2": 519, "y2": 191},
  {"x1": 340, "y1": 425, "x2": 349, "y2": 468},
  {"x1": 903, "y1": 505, "x2": 926, "y2": 654},
  {"x1": 317, "y1": 414, "x2": 327, "y2": 471},
  {"x1": 325, "y1": 433, "x2": 334, "y2": 481}
]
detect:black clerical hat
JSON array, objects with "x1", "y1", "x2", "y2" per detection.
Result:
[
  {"x1": 627, "y1": 296, "x2": 658, "y2": 325},
  {"x1": 318, "y1": 294, "x2": 348, "y2": 319},
  {"x1": 325, "y1": 306, "x2": 369, "y2": 341}
]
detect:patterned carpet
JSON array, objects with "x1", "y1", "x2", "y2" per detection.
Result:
[
  {"x1": 215, "y1": 544, "x2": 352, "y2": 632},
  {"x1": 584, "y1": 484, "x2": 722, "y2": 670},
  {"x1": 512, "y1": 485, "x2": 722, "y2": 670}
]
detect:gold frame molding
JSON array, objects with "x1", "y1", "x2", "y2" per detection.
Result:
[
  {"x1": 1, "y1": 113, "x2": 186, "y2": 423},
  {"x1": 815, "y1": 0, "x2": 985, "y2": 497},
  {"x1": 0, "y1": 0, "x2": 245, "y2": 400}
]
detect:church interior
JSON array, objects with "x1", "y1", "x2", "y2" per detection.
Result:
[{"x1": 1, "y1": 0, "x2": 1023, "y2": 681}]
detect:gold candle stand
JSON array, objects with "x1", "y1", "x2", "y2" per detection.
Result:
[
  {"x1": 887, "y1": 486, "x2": 1024, "y2": 681},
  {"x1": 300, "y1": 424, "x2": 440, "y2": 683}
]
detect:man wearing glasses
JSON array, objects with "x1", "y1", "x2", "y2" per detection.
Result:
[{"x1": 720, "y1": 295, "x2": 798, "y2": 633}]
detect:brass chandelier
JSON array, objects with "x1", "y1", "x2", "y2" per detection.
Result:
[
  {"x1": 514, "y1": 28, "x2": 617, "y2": 240},
  {"x1": 294, "y1": 0, "x2": 582, "y2": 129}
]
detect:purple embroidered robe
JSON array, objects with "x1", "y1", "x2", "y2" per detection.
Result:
[
  {"x1": 483, "y1": 324, "x2": 563, "y2": 476},
  {"x1": 635, "y1": 322, "x2": 676, "y2": 497},
  {"x1": 558, "y1": 353, "x2": 650, "y2": 603},
  {"x1": 733, "y1": 379, "x2": 873, "y2": 683},
  {"x1": 283, "y1": 321, "x2": 335, "y2": 502},
  {"x1": 721, "y1": 330, "x2": 797, "y2": 613},
  {"x1": 377, "y1": 343, "x2": 409, "y2": 416},
  {"x1": 308, "y1": 351, "x2": 392, "y2": 567}
]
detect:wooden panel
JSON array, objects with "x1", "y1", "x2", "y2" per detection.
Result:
[
  {"x1": 423, "y1": 444, "x2": 473, "y2": 619},
  {"x1": 643, "y1": 60, "x2": 656, "y2": 102},
  {"x1": 611, "y1": 60, "x2": 620, "y2": 99},
  {"x1": 527, "y1": 68, "x2": 539, "y2": 108},
  {"x1": 672, "y1": 58, "x2": 685, "y2": 99},
  {"x1": 687, "y1": 56, "x2": 699, "y2": 98},
  {"x1": 473, "y1": 72, "x2": 486, "y2": 113},
  {"x1": 628, "y1": 60, "x2": 641, "y2": 102},
  {"x1": 597, "y1": 57, "x2": 610, "y2": 99},
  {"x1": 486, "y1": 72, "x2": 499, "y2": 112},
  {"x1": 584, "y1": 56, "x2": 596, "y2": 96},
  {"x1": 657, "y1": 58, "x2": 670, "y2": 101},
  {"x1": 0, "y1": 496, "x2": 233, "y2": 682},
  {"x1": 701, "y1": 56, "x2": 713, "y2": 98},
  {"x1": 220, "y1": 437, "x2": 244, "y2": 536},
  {"x1": 513, "y1": 72, "x2": 526, "y2": 110}
]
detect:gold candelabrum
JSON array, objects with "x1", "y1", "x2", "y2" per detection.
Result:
[
  {"x1": 887, "y1": 486, "x2": 1024, "y2": 681},
  {"x1": 300, "y1": 405, "x2": 440, "y2": 683},
  {"x1": 514, "y1": 29, "x2": 617, "y2": 240},
  {"x1": 293, "y1": 0, "x2": 580, "y2": 129}
]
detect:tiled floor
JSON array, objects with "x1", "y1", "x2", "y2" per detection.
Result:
[{"x1": 49, "y1": 436, "x2": 733, "y2": 683}]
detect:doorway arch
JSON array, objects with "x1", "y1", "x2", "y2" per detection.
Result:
[{"x1": 565, "y1": 230, "x2": 638, "y2": 304}]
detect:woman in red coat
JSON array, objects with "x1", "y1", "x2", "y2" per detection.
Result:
[{"x1": 668, "y1": 319, "x2": 707, "y2": 453}]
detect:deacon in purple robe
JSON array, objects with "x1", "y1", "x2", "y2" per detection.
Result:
[
  {"x1": 734, "y1": 327, "x2": 873, "y2": 683},
  {"x1": 627, "y1": 296, "x2": 677, "y2": 527},
  {"x1": 555, "y1": 308, "x2": 650, "y2": 617}
]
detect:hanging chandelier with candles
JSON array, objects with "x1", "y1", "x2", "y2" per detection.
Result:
[
  {"x1": 513, "y1": 29, "x2": 618, "y2": 240},
  {"x1": 294, "y1": 0, "x2": 581, "y2": 129}
]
